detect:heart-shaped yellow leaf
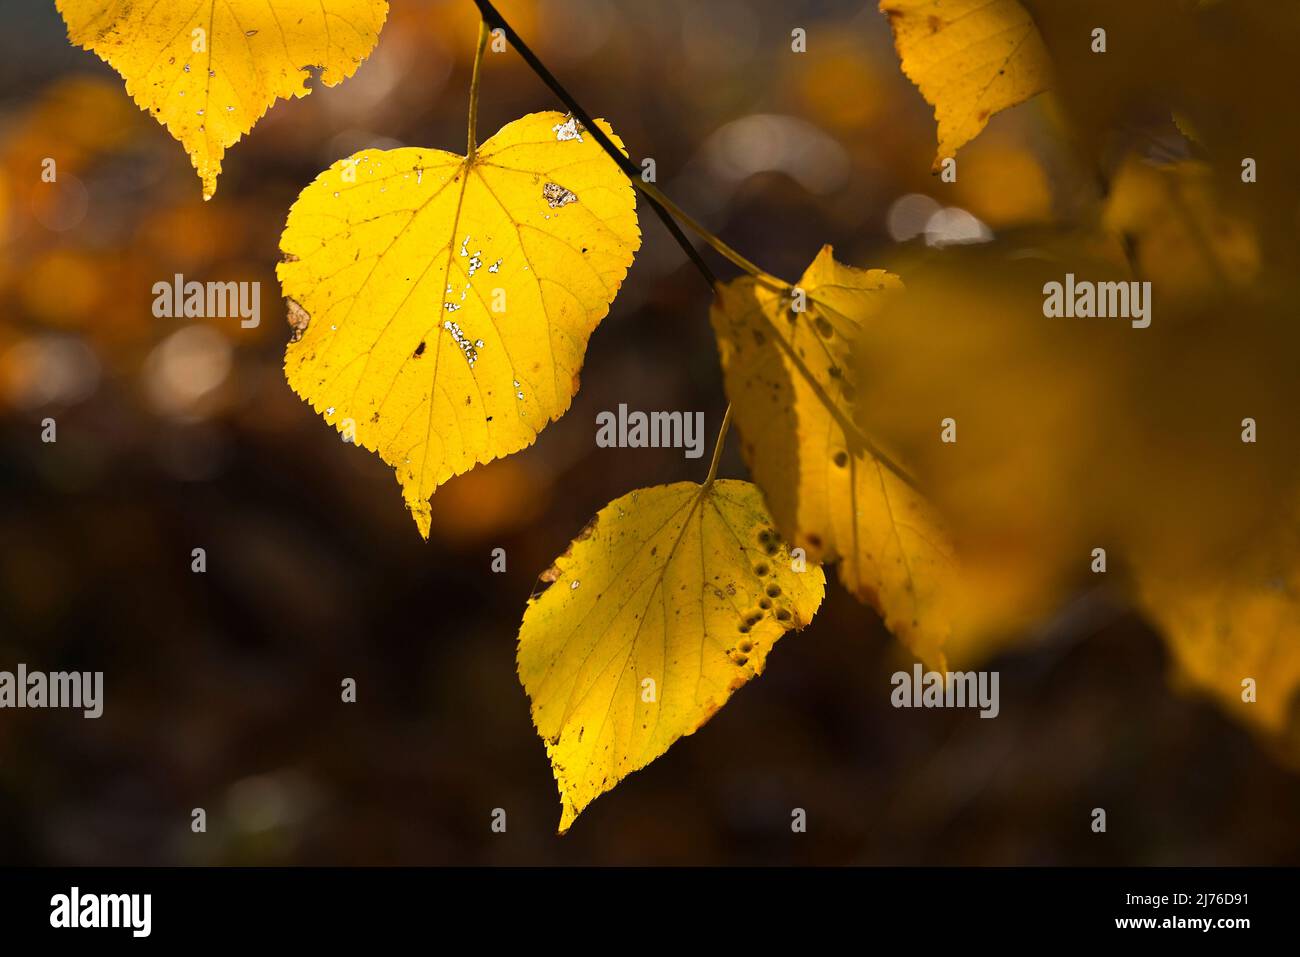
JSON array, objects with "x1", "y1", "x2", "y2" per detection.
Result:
[
  {"x1": 56, "y1": 0, "x2": 389, "y2": 199},
  {"x1": 518, "y1": 480, "x2": 826, "y2": 832},
  {"x1": 278, "y1": 112, "x2": 641, "y2": 537}
]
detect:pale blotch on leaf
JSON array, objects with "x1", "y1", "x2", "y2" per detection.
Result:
[
  {"x1": 542, "y1": 182, "x2": 579, "y2": 208},
  {"x1": 286, "y1": 298, "x2": 311, "y2": 344},
  {"x1": 552, "y1": 115, "x2": 586, "y2": 143}
]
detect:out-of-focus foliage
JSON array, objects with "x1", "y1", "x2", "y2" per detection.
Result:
[
  {"x1": 1103, "y1": 157, "x2": 1260, "y2": 300},
  {"x1": 0, "y1": 76, "x2": 270, "y2": 418},
  {"x1": 1138, "y1": 517, "x2": 1300, "y2": 741},
  {"x1": 863, "y1": 0, "x2": 1300, "y2": 748}
]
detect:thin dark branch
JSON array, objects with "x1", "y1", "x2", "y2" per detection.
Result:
[{"x1": 471, "y1": 0, "x2": 717, "y2": 289}]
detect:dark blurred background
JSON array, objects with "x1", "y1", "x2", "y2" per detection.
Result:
[{"x1": 1, "y1": 0, "x2": 1298, "y2": 865}]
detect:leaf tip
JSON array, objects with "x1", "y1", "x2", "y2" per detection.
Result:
[{"x1": 408, "y1": 497, "x2": 432, "y2": 540}]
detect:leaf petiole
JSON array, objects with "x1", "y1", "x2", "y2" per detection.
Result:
[
  {"x1": 466, "y1": 18, "x2": 490, "y2": 159},
  {"x1": 702, "y1": 404, "x2": 733, "y2": 489}
]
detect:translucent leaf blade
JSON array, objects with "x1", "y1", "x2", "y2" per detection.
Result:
[
  {"x1": 56, "y1": 0, "x2": 389, "y2": 198},
  {"x1": 518, "y1": 479, "x2": 826, "y2": 832},
  {"x1": 277, "y1": 112, "x2": 641, "y2": 536}
]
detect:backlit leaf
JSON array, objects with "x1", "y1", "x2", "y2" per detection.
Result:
[
  {"x1": 880, "y1": 0, "x2": 1050, "y2": 169},
  {"x1": 56, "y1": 0, "x2": 389, "y2": 198},
  {"x1": 710, "y1": 247, "x2": 956, "y2": 669},
  {"x1": 1103, "y1": 156, "x2": 1260, "y2": 300},
  {"x1": 1139, "y1": 523, "x2": 1300, "y2": 738},
  {"x1": 277, "y1": 112, "x2": 641, "y2": 537},
  {"x1": 518, "y1": 479, "x2": 825, "y2": 832}
]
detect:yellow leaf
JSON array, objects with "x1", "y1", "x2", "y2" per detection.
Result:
[
  {"x1": 56, "y1": 0, "x2": 389, "y2": 199},
  {"x1": 277, "y1": 112, "x2": 641, "y2": 537},
  {"x1": 880, "y1": 0, "x2": 1050, "y2": 168},
  {"x1": 1139, "y1": 526, "x2": 1300, "y2": 738},
  {"x1": 1103, "y1": 156, "x2": 1260, "y2": 301},
  {"x1": 518, "y1": 479, "x2": 826, "y2": 832},
  {"x1": 710, "y1": 247, "x2": 955, "y2": 670}
]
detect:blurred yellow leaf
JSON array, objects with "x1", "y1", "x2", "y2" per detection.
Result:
[
  {"x1": 518, "y1": 479, "x2": 825, "y2": 832},
  {"x1": 55, "y1": 0, "x2": 389, "y2": 199},
  {"x1": 855, "y1": 243, "x2": 1300, "y2": 671},
  {"x1": 1139, "y1": 526, "x2": 1300, "y2": 737},
  {"x1": 711, "y1": 247, "x2": 957, "y2": 669},
  {"x1": 278, "y1": 112, "x2": 640, "y2": 537},
  {"x1": 1103, "y1": 156, "x2": 1260, "y2": 300},
  {"x1": 880, "y1": 0, "x2": 1050, "y2": 169}
]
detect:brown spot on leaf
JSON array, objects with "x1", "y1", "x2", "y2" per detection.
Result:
[{"x1": 285, "y1": 298, "x2": 311, "y2": 343}]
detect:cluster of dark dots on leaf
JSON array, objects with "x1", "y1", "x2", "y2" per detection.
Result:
[{"x1": 731, "y1": 530, "x2": 796, "y2": 648}]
